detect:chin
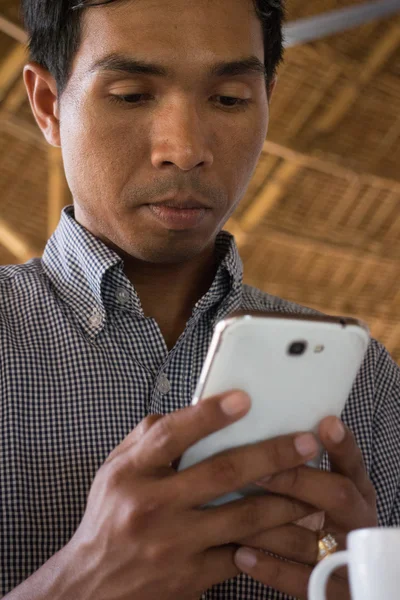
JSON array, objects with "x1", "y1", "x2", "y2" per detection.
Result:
[{"x1": 122, "y1": 232, "x2": 215, "y2": 264}]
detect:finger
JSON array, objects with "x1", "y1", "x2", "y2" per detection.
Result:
[
  {"x1": 318, "y1": 417, "x2": 375, "y2": 500},
  {"x1": 294, "y1": 510, "x2": 325, "y2": 531},
  {"x1": 197, "y1": 545, "x2": 240, "y2": 593},
  {"x1": 199, "y1": 494, "x2": 315, "y2": 547},
  {"x1": 256, "y1": 466, "x2": 369, "y2": 530},
  {"x1": 238, "y1": 523, "x2": 319, "y2": 565},
  {"x1": 133, "y1": 390, "x2": 251, "y2": 470},
  {"x1": 234, "y1": 546, "x2": 350, "y2": 600},
  {"x1": 238, "y1": 523, "x2": 347, "y2": 567},
  {"x1": 105, "y1": 414, "x2": 163, "y2": 464},
  {"x1": 174, "y1": 431, "x2": 319, "y2": 507}
]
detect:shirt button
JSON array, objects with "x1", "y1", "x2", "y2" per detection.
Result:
[
  {"x1": 116, "y1": 288, "x2": 130, "y2": 305},
  {"x1": 89, "y1": 308, "x2": 102, "y2": 328},
  {"x1": 157, "y1": 373, "x2": 171, "y2": 395}
]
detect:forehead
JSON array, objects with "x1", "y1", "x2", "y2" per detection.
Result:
[{"x1": 75, "y1": 0, "x2": 264, "y2": 77}]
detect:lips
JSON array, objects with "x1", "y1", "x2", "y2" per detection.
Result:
[
  {"x1": 142, "y1": 192, "x2": 211, "y2": 230},
  {"x1": 148, "y1": 193, "x2": 210, "y2": 210},
  {"x1": 145, "y1": 203, "x2": 208, "y2": 230},
  {"x1": 161, "y1": 201, "x2": 205, "y2": 209}
]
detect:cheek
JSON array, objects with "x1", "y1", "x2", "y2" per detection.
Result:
[
  {"x1": 222, "y1": 110, "x2": 268, "y2": 195},
  {"x1": 61, "y1": 102, "x2": 146, "y2": 204}
]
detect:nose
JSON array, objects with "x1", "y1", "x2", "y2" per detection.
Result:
[{"x1": 151, "y1": 98, "x2": 214, "y2": 171}]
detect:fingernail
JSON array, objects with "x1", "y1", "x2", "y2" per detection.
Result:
[
  {"x1": 294, "y1": 433, "x2": 318, "y2": 457},
  {"x1": 235, "y1": 547, "x2": 258, "y2": 569},
  {"x1": 328, "y1": 418, "x2": 345, "y2": 444},
  {"x1": 221, "y1": 392, "x2": 250, "y2": 415}
]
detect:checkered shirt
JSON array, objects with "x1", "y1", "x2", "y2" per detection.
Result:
[{"x1": 1, "y1": 205, "x2": 399, "y2": 599}]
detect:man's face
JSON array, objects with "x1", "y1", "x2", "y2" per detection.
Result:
[{"x1": 60, "y1": 0, "x2": 270, "y2": 263}]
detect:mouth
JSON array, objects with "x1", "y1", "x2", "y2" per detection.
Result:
[
  {"x1": 145, "y1": 195, "x2": 210, "y2": 230},
  {"x1": 148, "y1": 193, "x2": 210, "y2": 210}
]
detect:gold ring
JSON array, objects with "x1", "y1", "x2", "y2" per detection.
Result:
[{"x1": 317, "y1": 531, "x2": 339, "y2": 562}]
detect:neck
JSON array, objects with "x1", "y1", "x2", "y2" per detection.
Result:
[{"x1": 123, "y1": 245, "x2": 218, "y2": 350}]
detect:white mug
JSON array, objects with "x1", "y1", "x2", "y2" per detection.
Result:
[{"x1": 308, "y1": 527, "x2": 400, "y2": 600}]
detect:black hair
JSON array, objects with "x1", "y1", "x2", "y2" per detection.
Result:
[{"x1": 21, "y1": 0, "x2": 285, "y2": 97}]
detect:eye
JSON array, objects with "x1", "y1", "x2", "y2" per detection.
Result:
[
  {"x1": 109, "y1": 93, "x2": 151, "y2": 105},
  {"x1": 214, "y1": 95, "x2": 250, "y2": 108}
]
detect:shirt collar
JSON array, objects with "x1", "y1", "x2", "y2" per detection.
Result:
[
  {"x1": 42, "y1": 205, "x2": 244, "y2": 338},
  {"x1": 42, "y1": 206, "x2": 123, "y2": 338},
  {"x1": 193, "y1": 228, "x2": 244, "y2": 322}
]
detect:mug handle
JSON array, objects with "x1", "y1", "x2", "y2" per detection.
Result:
[{"x1": 308, "y1": 551, "x2": 349, "y2": 600}]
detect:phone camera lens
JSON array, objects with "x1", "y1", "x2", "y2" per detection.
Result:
[{"x1": 288, "y1": 341, "x2": 307, "y2": 356}]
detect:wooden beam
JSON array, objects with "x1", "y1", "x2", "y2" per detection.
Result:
[
  {"x1": 0, "y1": 218, "x2": 37, "y2": 262},
  {"x1": 0, "y1": 15, "x2": 27, "y2": 44},
  {"x1": 48, "y1": 147, "x2": 71, "y2": 236},
  {"x1": 315, "y1": 24, "x2": 400, "y2": 132},
  {"x1": 0, "y1": 44, "x2": 27, "y2": 102},
  {"x1": 262, "y1": 139, "x2": 400, "y2": 192},
  {"x1": 227, "y1": 218, "x2": 398, "y2": 271},
  {"x1": 229, "y1": 136, "x2": 400, "y2": 241}
]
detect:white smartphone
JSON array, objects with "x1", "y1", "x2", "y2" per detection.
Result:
[{"x1": 178, "y1": 311, "x2": 370, "y2": 506}]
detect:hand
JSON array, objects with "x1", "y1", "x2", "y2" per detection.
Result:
[
  {"x1": 233, "y1": 417, "x2": 378, "y2": 600},
  {"x1": 64, "y1": 391, "x2": 321, "y2": 600}
]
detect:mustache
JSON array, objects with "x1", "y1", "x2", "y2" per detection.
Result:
[{"x1": 127, "y1": 178, "x2": 226, "y2": 209}]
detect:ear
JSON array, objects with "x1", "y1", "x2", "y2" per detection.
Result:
[
  {"x1": 268, "y1": 76, "x2": 277, "y2": 102},
  {"x1": 23, "y1": 62, "x2": 61, "y2": 147}
]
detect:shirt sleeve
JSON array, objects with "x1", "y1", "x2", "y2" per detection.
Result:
[
  {"x1": 370, "y1": 343, "x2": 400, "y2": 526},
  {"x1": 389, "y1": 486, "x2": 400, "y2": 526}
]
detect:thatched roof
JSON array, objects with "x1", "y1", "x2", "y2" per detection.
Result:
[{"x1": 0, "y1": 0, "x2": 399, "y2": 362}]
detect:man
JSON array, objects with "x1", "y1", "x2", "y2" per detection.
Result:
[{"x1": 1, "y1": 0, "x2": 399, "y2": 598}]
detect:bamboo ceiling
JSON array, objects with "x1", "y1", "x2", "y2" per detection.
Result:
[{"x1": 0, "y1": 0, "x2": 399, "y2": 363}]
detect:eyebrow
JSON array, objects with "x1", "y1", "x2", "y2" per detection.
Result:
[{"x1": 89, "y1": 53, "x2": 267, "y2": 79}]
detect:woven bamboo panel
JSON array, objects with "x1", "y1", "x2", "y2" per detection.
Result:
[
  {"x1": 0, "y1": 0, "x2": 20, "y2": 23},
  {"x1": 257, "y1": 160, "x2": 400, "y2": 254},
  {"x1": 268, "y1": 42, "x2": 400, "y2": 181},
  {"x1": 0, "y1": 130, "x2": 48, "y2": 248},
  {"x1": 311, "y1": 77, "x2": 400, "y2": 179},
  {"x1": 238, "y1": 233, "x2": 400, "y2": 362}
]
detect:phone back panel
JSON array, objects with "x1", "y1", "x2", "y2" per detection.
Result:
[{"x1": 178, "y1": 316, "x2": 369, "y2": 504}]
